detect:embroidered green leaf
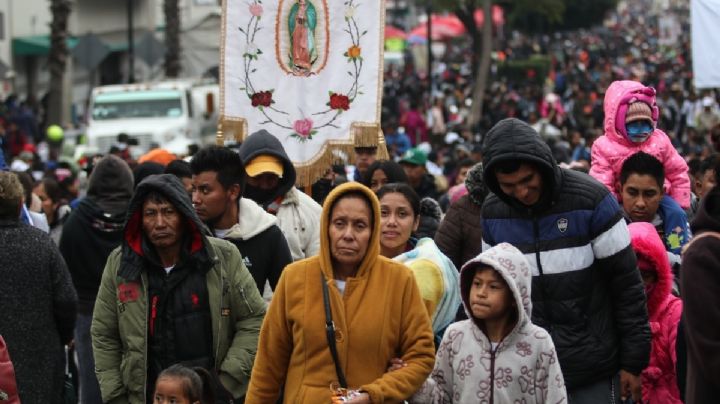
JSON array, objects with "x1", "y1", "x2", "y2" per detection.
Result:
[
  {"x1": 257, "y1": 49, "x2": 263, "y2": 54},
  {"x1": 258, "y1": 106, "x2": 264, "y2": 111},
  {"x1": 362, "y1": 30, "x2": 367, "y2": 36},
  {"x1": 239, "y1": 27, "x2": 245, "y2": 33},
  {"x1": 348, "y1": 71, "x2": 353, "y2": 76},
  {"x1": 251, "y1": 69, "x2": 257, "y2": 73}
]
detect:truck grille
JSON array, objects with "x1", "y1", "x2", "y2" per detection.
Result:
[{"x1": 94, "y1": 134, "x2": 155, "y2": 153}]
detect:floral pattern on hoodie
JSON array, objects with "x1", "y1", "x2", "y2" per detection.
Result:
[{"x1": 412, "y1": 243, "x2": 567, "y2": 404}]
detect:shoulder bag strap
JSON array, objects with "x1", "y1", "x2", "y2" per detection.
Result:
[{"x1": 321, "y1": 271, "x2": 348, "y2": 388}]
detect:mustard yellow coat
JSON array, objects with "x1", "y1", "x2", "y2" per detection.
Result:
[{"x1": 245, "y1": 182, "x2": 436, "y2": 403}]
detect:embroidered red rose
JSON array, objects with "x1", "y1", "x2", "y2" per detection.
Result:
[
  {"x1": 329, "y1": 93, "x2": 350, "y2": 111},
  {"x1": 191, "y1": 293, "x2": 199, "y2": 308},
  {"x1": 118, "y1": 282, "x2": 140, "y2": 303},
  {"x1": 251, "y1": 91, "x2": 273, "y2": 107}
]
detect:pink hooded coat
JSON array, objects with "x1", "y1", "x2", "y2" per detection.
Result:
[
  {"x1": 628, "y1": 222, "x2": 683, "y2": 404},
  {"x1": 590, "y1": 80, "x2": 690, "y2": 209}
]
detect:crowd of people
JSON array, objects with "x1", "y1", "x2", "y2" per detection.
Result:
[{"x1": 1, "y1": 0, "x2": 719, "y2": 404}]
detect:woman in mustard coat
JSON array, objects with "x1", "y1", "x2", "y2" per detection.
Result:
[{"x1": 246, "y1": 182, "x2": 435, "y2": 403}]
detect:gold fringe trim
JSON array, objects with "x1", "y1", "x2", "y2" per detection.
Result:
[
  {"x1": 350, "y1": 122, "x2": 389, "y2": 160},
  {"x1": 216, "y1": 119, "x2": 387, "y2": 187},
  {"x1": 217, "y1": 117, "x2": 248, "y2": 145}
]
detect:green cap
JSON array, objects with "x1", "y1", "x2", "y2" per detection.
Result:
[{"x1": 399, "y1": 147, "x2": 427, "y2": 166}]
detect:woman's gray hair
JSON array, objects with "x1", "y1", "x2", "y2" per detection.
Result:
[{"x1": 0, "y1": 171, "x2": 24, "y2": 219}]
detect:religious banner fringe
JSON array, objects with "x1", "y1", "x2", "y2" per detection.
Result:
[{"x1": 220, "y1": 0, "x2": 386, "y2": 186}]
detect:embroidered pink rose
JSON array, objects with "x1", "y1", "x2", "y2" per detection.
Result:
[
  {"x1": 249, "y1": 3, "x2": 263, "y2": 17},
  {"x1": 293, "y1": 118, "x2": 314, "y2": 137}
]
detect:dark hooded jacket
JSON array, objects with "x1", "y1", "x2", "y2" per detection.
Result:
[
  {"x1": 91, "y1": 174, "x2": 266, "y2": 403},
  {"x1": 435, "y1": 162, "x2": 487, "y2": 269},
  {"x1": 238, "y1": 130, "x2": 323, "y2": 260},
  {"x1": 480, "y1": 118, "x2": 650, "y2": 389},
  {"x1": 681, "y1": 185, "x2": 720, "y2": 403},
  {"x1": 60, "y1": 155, "x2": 133, "y2": 311},
  {"x1": 238, "y1": 129, "x2": 296, "y2": 208}
]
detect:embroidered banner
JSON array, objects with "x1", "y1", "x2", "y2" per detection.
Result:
[{"x1": 220, "y1": 0, "x2": 387, "y2": 185}]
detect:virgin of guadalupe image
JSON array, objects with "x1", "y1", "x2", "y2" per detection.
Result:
[{"x1": 288, "y1": 0, "x2": 317, "y2": 75}]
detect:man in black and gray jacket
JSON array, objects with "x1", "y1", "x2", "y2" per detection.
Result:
[{"x1": 480, "y1": 118, "x2": 650, "y2": 403}]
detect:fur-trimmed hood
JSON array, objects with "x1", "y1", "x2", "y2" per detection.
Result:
[{"x1": 628, "y1": 222, "x2": 673, "y2": 317}]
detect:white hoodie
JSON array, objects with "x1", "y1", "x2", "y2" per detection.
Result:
[
  {"x1": 412, "y1": 243, "x2": 567, "y2": 404},
  {"x1": 223, "y1": 198, "x2": 278, "y2": 240}
]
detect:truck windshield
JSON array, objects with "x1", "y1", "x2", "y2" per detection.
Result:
[{"x1": 92, "y1": 90, "x2": 184, "y2": 120}]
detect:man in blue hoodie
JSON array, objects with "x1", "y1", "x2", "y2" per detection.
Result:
[{"x1": 619, "y1": 151, "x2": 691, "y2": 269}]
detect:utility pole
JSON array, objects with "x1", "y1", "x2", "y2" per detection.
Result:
[{"x1": 127, "y1": 0, "x2": 135, "y2": 83}]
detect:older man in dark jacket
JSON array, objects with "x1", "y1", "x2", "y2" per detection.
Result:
[
  {"x1": 481, "y1": 118, "x2": 650, "y2": 403},
  {"x1": 91, "y1": 174, "x2": 266, "y2": 403},
  {"x1": 0, "y1": 171, "x2": 77, "y2": 403}
]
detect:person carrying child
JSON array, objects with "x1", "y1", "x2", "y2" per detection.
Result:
[
  {"x1": 409, "y1": 243, "x2": 567, "y2": 403},
  {"x1": 590, "y1": 80, "x2": 691, "y2": 209},
  {"x1": 628, "y1": 222, "x2": 683, "y2": 404},
  {"x1": 153, "y1": 364, "x2": 217, "y2": 404}
]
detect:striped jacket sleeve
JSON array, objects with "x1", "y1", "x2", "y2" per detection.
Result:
[{"x1": 590, "y1": 193, "x2": 651, "y2": 375}]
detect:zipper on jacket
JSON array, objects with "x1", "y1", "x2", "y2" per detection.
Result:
[
  {"x1": 150, "y1": 295, "x2": 159, "y2": 337},
  {"x1": 142, "y1": 275, "x2": 149, "y2": 401},
  {"x1": 533, "y1": 218, "x2": 555, "y2": 333},
  {"x1": 240, "y1": 287, "x2": 255, "y2": 314},
  {"x1": 489, "y1": 347, "x2": 496, "y2": 404},
  {"x1": 215, "y1": 267, "x2": 224, "y2": 369}
]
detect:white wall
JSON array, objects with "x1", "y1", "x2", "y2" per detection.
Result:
[
  {"x1": 154, "y1": 0, "x2": 220, "y2": 30},
  {"x1": 71, "y1": 0, "x2": 155, "y2": 42},
  {"x1": 10, "y1": 0, "x2": 51, "y2": 38}
]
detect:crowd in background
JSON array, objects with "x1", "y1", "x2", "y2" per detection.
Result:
[{"x1": 2, "y1": 0, "x2": 720, "y2": 403}]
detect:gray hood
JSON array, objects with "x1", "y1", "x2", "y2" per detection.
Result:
[{"x1": 460, "y1": 243, "x2": 532, "y2": 334}]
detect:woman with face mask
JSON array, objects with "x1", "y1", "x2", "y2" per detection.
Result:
[{"x1": 376, "y1": 183, "x2": 461, "y2": 346}]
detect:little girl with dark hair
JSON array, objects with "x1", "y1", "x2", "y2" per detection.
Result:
[{"x1": 153, "y1": 364, "x2": 216, "y2": 404}]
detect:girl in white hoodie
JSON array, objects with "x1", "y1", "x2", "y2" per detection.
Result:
[{"x1": 410, "y1": 243, "x2": 567, "y2": 404}]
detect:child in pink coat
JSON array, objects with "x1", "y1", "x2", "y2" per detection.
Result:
[
  {"x1": 628, "y1": 222, "x2": 683, "y2": 404},
  {"x1": 590, "y1": 80, "x2": 690, "y2": 209}
]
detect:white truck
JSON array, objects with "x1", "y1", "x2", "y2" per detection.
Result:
[{"x1": 86, "y1": 79, "x2": 219, "y2": 156}]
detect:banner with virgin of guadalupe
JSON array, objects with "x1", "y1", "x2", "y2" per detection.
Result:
[{"x1": 220, "y1": 0, "x2": 388, "y2": 186}]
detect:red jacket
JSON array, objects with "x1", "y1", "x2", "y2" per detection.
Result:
[{"x1": 629, "y1": 222, "x2": 683, "y2": 404}]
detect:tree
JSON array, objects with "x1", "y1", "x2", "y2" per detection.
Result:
[
  {"x1": 430, "y1": 0, "x2": 617, "y2": 126},
  {"x1": 498, "y1": 0, "x2": 618, "y2": 33},
  {"x1": 164, "y1": 0, "x2": 181, "y2": 77},
  {"x1": 467, "y1": 0, "x2": 492, "y2": 127},
  {"x1": 47, "y1": 0, "x2": 71, "y2": 129}
]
